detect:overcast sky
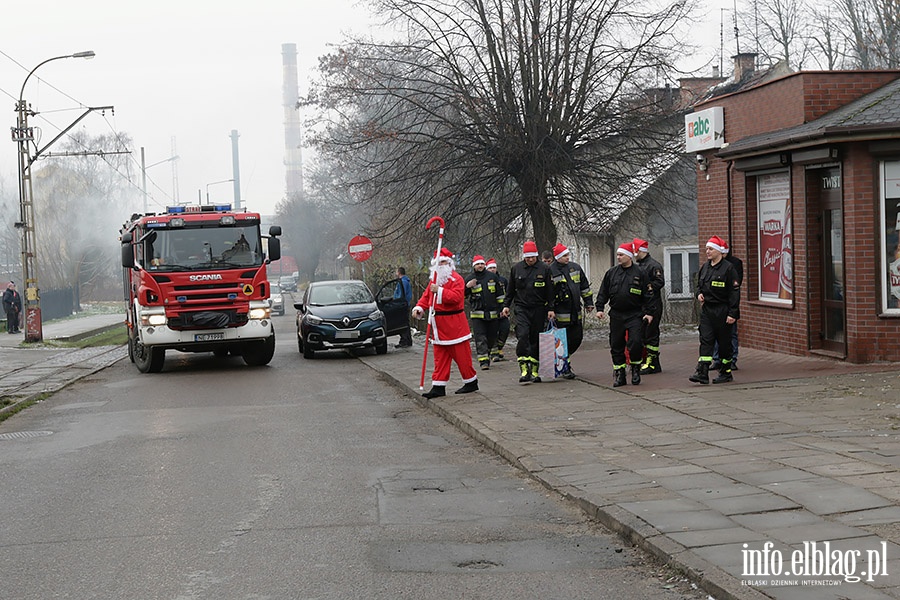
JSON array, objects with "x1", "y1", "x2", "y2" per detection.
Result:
[{"x1": 1, "y1": 1, "x2": 727, "y2": 218}]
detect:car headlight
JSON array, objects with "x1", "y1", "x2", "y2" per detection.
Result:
[
  {"x1": 368, "y1": 309, "x2": 384, "y2": 321},
  {"x1": 306, "y1": 314, "x2": 323, "y2": 325}
]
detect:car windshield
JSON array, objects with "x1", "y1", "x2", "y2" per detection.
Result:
[
  {"x1": 309, "y1": 282, "x2": 373, "y2": 306},
  {"x1": 270, "y1": 283, "x2": 281, "y2": 294}
]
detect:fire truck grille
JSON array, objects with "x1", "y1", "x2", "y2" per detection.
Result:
[
  {"x1": 171, "y1": 283, "x2": 246, "y2": 304},
  {"x1": 167, "y1": 310, "x2": 248, "y2": 329}
]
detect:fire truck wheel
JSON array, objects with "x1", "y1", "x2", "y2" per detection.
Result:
[
  {"x1": 243, "y1": 334, "x2": 276, "y2": 366},
  {"x1": 134, "y1": 340, "x2": 165, "y2": 373}
]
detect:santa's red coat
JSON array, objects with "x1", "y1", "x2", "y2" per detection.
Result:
[{"x1": 415, "y1": 271, "x2": 472, "y2": 345}]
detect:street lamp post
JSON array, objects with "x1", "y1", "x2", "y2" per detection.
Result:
[
  {"x1": 205, "y1": 179, "x2": 234, "y2": 205},
  {"x1": 13, "y1": 51, "x2": 96, "y2": 342}
]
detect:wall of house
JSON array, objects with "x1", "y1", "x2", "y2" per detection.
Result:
[{"x1": 694, "y1": 72, "x2": 900, "y2": 363}]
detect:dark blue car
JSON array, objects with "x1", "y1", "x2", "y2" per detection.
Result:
[{"x1": 294, "y1": 279, "x2": 408, "y2": 358}]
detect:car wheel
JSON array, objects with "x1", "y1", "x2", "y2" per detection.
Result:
[
  {"x1": 375, "y1": 340, "x2": 388, "y2": 355},
  {"x1": 302, "y1": 336, "x2": 315, "y2": 359}
]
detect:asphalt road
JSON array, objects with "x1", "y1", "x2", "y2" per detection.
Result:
[{"x1": 0, "y1": 315, "x2": 710, "y2": 600}]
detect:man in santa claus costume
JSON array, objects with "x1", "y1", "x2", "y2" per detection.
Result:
[{"x1": 412, "y1": 247, "x2": 479, "y2": 398}]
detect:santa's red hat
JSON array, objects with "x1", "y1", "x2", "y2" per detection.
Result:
[
  {"x1": 485, "y1": 258, "x2": 497, "y2": 269},
  {"x1": 472, "y1": 255, "x2": 486, "y2": 266},
  {"x1": 522, "y1": 241, "x2": 539, "y2": 258},
  {"x1": 434, "y1": 247, "x2": 454, "y2": 260},
  {"x1": 617, "y1": 242, "x2": 634, "y2": 258},
  {"x1": 553, "y1": 243, "x2": 570, "y2": 260},
  {"x1": 633, "y1": 238, "x2": 649, "y2": 253},
  {"x1": 706, "y1": 236, "x2": 727, "y2": 253}
]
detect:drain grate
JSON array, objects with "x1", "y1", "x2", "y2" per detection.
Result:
[{"x1": 0, "y1": 431, "x2": 53, "y2": 440}]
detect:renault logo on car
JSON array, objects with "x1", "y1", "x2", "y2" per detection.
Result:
[{"x1": 342, "y1": 316, "x2": 351, "y2": 327}]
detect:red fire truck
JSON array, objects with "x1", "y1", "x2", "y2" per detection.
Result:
[{"x1": 120, "y1": 204, "x2": 282, "y2": 372}]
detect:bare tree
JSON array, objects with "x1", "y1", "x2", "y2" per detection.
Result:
[
  {"x1": 307, "y1": 0, "x2": 693, "y2": 251},
  {"x1": 737, "y1": 0, "x2": 812, "y2": 68},
  {"x1": 834, "y1": 0, "x2": 899, "y2": 68}
]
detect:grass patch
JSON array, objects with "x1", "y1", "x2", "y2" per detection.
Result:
[
  {"x1": 0, "y1": 392, "x2": 50, "y2": 424},
  {"x1": 44, "y1": 327, "x2": 128, "y2": 349}
]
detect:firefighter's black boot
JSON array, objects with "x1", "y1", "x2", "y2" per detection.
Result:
[
  {"x1": 713, "y1": 366, "x2": 733, "y2": 384},
  {"x1": 640, "y1": 351, "x2": 662, "y2": 375},
  {"x1": 613, "y1": 367, "x2": 627, "y2": 387},
  {"x1": 479, "y1": 358, "x2": 491, "y2": 371},
  {"x1": 455, "y1": 380, "x2": 479, "y2": 394},
  {"x1": 422, "y1": 385, "x2": 446, "y2": 398},
  {"x1": 530, "y1": 360, "x2": 541, "y2": 383},
  {"x1": 518, "y1": 359, "x2": 533, "y2": 383},
  {"x1": 688, "y1": 362, "x2": 710, "y2": 384},
  {"x1": 631, "y1": 364, "x2": 642, "y2": 385}
]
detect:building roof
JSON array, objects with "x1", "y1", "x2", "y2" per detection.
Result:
[{"x1": 718, "y1": 75, "x2": 900, "y2": 158}]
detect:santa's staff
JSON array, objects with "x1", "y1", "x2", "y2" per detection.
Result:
[{"x1": 419, "y1": 216, "x2": 445, "y2": 390}]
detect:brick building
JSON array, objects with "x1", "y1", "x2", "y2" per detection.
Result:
[{"x1": 689, "y1": 66, "x2": 900, "y2": 363}]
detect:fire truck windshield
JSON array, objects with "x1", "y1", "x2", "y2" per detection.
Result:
[{"x1": 144, "y1": 224, "x2": 264, "y2": 271}]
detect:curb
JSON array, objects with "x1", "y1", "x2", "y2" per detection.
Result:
[{"x1": 370, "y1": 362, "x2": 770, "y2": 600}]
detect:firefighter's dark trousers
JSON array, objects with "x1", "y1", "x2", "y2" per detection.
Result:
[
  {"x1": 513, "y1": 306, "x2": 546, "y2": 360},
  {"x1": 609, "y1": 312, "x2": 644, "y2": 367},
  {"x1": 699, "y1": 303, "x2": 734, "y2": 363},
  {"x1": 471, "y1": 318, "x2": 500, "y2": 363},
  {"x1": 559, "y1": 319, "x2": 584, "y2": 356}
]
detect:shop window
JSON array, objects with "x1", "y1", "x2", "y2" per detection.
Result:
[
  {"x1": 756, "y1": 171, "x2": 793, "y2": 305},
  {"x1": 665, "y1": 246, "x2": 700, "y2": 299},
  {"x1": 881, "y1": 160, "x2": 900, "y2": 313}
]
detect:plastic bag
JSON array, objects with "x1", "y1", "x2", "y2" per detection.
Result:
[{"x1": 537, "y1": 323, "x2": 569, "y2": 380}]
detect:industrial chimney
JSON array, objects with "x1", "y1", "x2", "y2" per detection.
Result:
[{"x1": 282, "y1": 43, "x2": 304, "y2": 199}]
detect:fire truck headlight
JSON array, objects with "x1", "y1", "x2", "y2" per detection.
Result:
[
  {"x1": 249, "y1": 301, "x2": 271, "y2": 320},
  {"x1": 139, "y1": 307, "x2": 167, "y2": 327}
]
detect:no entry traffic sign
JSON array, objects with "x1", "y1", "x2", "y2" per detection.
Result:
[{"x1": 348, "y1": 235, "x2": 373, "y2": 262}]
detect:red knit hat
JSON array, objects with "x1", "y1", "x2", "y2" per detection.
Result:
[
  {"x1": 617, "y1": 242, "x2": 634, "y2": 258},
  {"x1": 706, "y1": 236, "x2": 727, "y2": 253},
  {"x1": 485, "y1": 258, "x2": 497, "y2": 269},
  {"x1": 522, "y1": 241, "x2": 539, "y2": 258},
  {"x1": 552, "y1": 243, "x2": 570, "y2": 260},
  {"x1": 633, "y1": 238, "x2": 648, "y2": 253},
  {"x1": 472, "y1": 255, "x2": 486, "y2": 266}
]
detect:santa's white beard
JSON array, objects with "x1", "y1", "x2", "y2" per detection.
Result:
[{"x1": 431, "y1": 263, "x2": 454, "y2": 285}]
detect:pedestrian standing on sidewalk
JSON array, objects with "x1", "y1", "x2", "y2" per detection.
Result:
[
  {"x1": 3, "y1": 281, "x2": 22, "y2": 334},
  {"x1": 549, "y1": 243, "x2": 594, "y2": 378},
  {"x1": 412, "y1": 248, "x2": 479, "y2": 398},
  {"x1": 465, "y1": 255, "x2": 505, "y2": 370},
  {"x1": 394, "y1": 267, "x2": 414, "y2": 348},
  {"x1": 501, "y1": 241, "x2": 555, "y2": 384},
  {"x1": 594, "y1": 242, "x2": 654, "y2": 387},
  {"x1": 711, "y1": 245, "x2": 743, "y2": 371},
  {"x1": 633, "y1": 238, "x2": 665, "y2": 375},
  {"x1": 486, "y1": 258, "x2": 510, "y2": 362},
  {"x1": 689, "y1": 236, "x2": 741, "y2": 385}
]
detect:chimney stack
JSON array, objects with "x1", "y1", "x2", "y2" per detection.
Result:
[{"x1": 732, "y1": 52, "x2": 757, "y2": 82}]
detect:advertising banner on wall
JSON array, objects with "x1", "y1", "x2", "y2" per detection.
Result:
[
  {"x1": 883, "y1": 161, "x2": 900, "y2": 312},
  {"x1": 758, "y1": 172, "x2": 793, "y2": 304}
]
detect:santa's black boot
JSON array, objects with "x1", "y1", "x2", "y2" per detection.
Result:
[
  {"x1": 613, "y1": 367, "x2": 627, "y2": 387},
  {"x1": 422, "y1": 385, "x2": 446, "y2": 398},
  {"x1": 688, "y1": 362, "x2": 710, "y2": 384},
  {"x1": 455, "y1": 380, "x2": 479, "y2": 394}
]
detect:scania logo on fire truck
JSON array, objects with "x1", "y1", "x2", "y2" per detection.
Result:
[{"x1": 189, "y1": 274, "x2": 223, "y2": 281}]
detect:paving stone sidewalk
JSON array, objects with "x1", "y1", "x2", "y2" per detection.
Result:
[{"x1": 362, "y1": 337, "x2": 900, "y2": 600}]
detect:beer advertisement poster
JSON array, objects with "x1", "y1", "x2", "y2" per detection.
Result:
[{"x1": 757, "y1": 172, "x2": 793, "y2": 304}]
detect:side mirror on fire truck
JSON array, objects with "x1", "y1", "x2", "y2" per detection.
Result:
[
  {"x1": 121, "y1": 232, "x2": 135, "y2": 269},
  {"x1": 267, "y1": 225, "x2": 282, "y2": 262}
]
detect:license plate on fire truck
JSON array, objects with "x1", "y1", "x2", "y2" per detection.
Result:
[{"x1": 195, "y1": 332, "x2": 225, "y2": 342}]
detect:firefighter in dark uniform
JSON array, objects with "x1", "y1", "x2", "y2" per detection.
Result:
[
  {"x1": 486, "y1": 258, "x2": 510, "y2": 361},
  {"x1": 634, "y1": 238, "x2": 665, "y2": 375},
  {"x1": 549, "y1": 243, "x2": 594, "y2": 378},
  {"x1": 465, "y1": 255, "x2": 505, "y2": 370},
  {"x1": 689, "y1": 236, "x2": 741, "y2": 385},
  {"x1": 501, "y1": 241, "x2": 555, "y2": 383},
  {"x1": 594, "y1": 242, "x2": 654, "y2": 387}
]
